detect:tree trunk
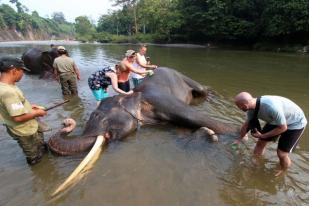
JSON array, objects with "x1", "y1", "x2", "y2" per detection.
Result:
[{"x1": 133, "y1": 5, "x2": 138, "y2": 34}]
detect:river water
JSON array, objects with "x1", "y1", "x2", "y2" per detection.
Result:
[{"x1": 0, "y1": 42, "x2": 308, "y2": 206}]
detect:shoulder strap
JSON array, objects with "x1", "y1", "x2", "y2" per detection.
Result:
[
  {"x1": 248, "y1": 96, "x2": 262, "y2": 132},
  {"x1": 253, "y1": 96, "x2": 261, "y2": 119}
]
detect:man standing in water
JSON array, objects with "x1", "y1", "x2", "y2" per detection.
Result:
[
  {"x1": 234, "y1": 92, "x2": 307, "y2": 176},
  {"x1": 53, "y1": 46, "x2": 81, "y2": 95},
  {"x1": 132, "y1": 44, "x2": 157, "y2": 87},
  {"x1": 0, "y1": 57, "x2": 47, "y2": 165}
]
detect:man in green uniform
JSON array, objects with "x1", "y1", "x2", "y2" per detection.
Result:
[
  {"x1": 53, "y1": 46, "x2": 81, "y2": 95},
  {"x1": 0, "y1": 57, "x2": 47, "y2": 165}
]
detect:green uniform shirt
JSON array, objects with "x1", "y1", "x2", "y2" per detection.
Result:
[
  {"x1": 53, "y1": 56, "x2": 75, "y2": 74},
  {"x1": 0, "y1": 82, "x2": 38, "y2": 136}
]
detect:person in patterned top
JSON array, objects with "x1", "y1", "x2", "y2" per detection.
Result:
[{"x1": 88, "y1": 62, "x2": 133, "y2": 106}]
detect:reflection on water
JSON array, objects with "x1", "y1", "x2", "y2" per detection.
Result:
[{"x1": 0, "y1": 42, "x2": 308, "y2": 206}]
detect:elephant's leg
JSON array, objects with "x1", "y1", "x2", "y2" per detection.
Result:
[
  {"x1": 147, "y1": 93, "x2": 238, "y2": 135},
  {"x1": 193, "y1": 127, "x2": 218, "y2": 142}
]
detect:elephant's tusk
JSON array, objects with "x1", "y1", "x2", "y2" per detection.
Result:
[{"x1": 51, "y1": 135, "x2": 105, "y2": 197}]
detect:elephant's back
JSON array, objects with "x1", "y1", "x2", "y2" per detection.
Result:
[
  {"x1": 136, "y1": 67, "x2": 193, "y2": 102},
  {"x1": 22, "y1": 48, "x2": 42, "y2": 58},
  {"x1": 142, "y1": 67, "x2": 185, "y2": 88}
]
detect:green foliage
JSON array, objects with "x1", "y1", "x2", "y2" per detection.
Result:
[
  {"x1": 16, "y1": 13, "x2": 31, "y2": 32},
  {"x1": 97, "y1": 8, "x2": 133, "y2": 36},
  {"x1": 2, "y1": 0, "x2": 309, "y2": 45},
  {"x1": 99, "y1": 0, "x2": 309, "y2": 44},
  {"x1": 134, "y1": 33, "x2": 154, "y2": 42},
  {"x1": 111, "y1": 34, "x2": 133, "y2": 43},
  {"x1": 261, "y1": 0, "x2": 309, "y2": 39},
  {"x1": 138, "y1": 0, "x2": 183, "y2": 41},
  {"x1": 94, "y1": 32, "x2": 112, "y2": 43},
  {"x1": 59, "y1": 23, "x2": 75, "y2": 36},
  {"x1": 0, "y1": 4, "x2": 17, "y2": 27},
  {"x1": 75, "y1": 16, "x2": 94, "y2": 34},
  {"x1": 9, "y1": 0, "x2": 26, "y2": 13},
  {"x1": 74, "y1": 16, "x2": 96, "y2": 42},
  {"x1": 0, "y1": 3, "x2": 74, "y2": 38},
  {"x1": 52, "y1": 12, "x2": 66, "y2": 24},
  {"x1": 0, "y1": 14, "x2": 6, "y2": 29}
]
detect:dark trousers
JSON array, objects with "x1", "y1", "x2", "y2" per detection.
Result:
[
  {"x1": 59, "y1": 73, "x2": 78, "y2": 95},
  {"x1": 7, "y1": 128, "x2": 45, "y2": 165}
]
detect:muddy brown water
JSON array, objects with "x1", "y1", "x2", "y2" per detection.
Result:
[{"x1": 0, "y1": 42, "x2": 308, "y2": 206}]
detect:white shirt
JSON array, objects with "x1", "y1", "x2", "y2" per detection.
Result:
[
  {"x1": 132, "y1": 53, "x2": 147, "y2": 79},
  {"x1": 247, "y1": 95, "x2": 307, "y2": 130}
]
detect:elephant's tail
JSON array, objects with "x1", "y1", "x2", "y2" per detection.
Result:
[{"x1": 47, "y1": 118, "x2": 97, "y2": 156}]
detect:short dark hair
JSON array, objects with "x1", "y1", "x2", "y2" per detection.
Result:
[{"x1": 58, "y1": 49, "x2": 68, "y2": 55}]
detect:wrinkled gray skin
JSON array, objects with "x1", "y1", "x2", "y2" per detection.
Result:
[
  {"x1": 22, "y1": 48, "x2": 58, "y2": 78},
  {"x1": 48, "y1": 67, "x2": 239, "y2": 155}
]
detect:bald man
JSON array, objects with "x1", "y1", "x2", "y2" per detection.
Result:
[{"x1": 234, "y1": 92, "x2": 307, "y2": 175}]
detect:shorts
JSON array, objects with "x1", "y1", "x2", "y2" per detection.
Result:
[
  {"x1": 259, "y1": 124, "x2": 306, "y2": 153},
  {"x1": 118, "y1": 80, "x2": 130, "y2": 92},
  {"x1": 92, "y1": 88, "x2": 109, "y2": 101},
  {"x1": 132, "y1": 78, "x2": 144, "y2": 87}
]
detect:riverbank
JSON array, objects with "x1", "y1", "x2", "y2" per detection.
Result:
[
  {"x1": 1, "y1": 40, "x2": 308, "y2": 54},
  {"x1": 0, "y1": 28, "x2": 53, "y2": 42},
  {"x1": 0, "y1": 40, "x2": 80, "y2": 45}
]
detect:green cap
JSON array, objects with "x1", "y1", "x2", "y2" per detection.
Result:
[{"x1": 0, "y1": 56, "x2": 30, "y2": 72}]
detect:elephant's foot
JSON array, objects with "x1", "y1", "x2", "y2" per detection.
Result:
[
  {"x1": 194, "y1": 127, "x2": 218, "y2": 142},
  {"x1": 60, "y1": 118, "x2": 76, "y2": 133}
]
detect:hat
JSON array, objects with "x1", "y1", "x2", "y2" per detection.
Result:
[
  {"x1": 0, "y1": 56, "x2": 30, "y2": 72},
  {"x1": 125, "y1": 50, "x2": 136, "y2": 57},
  {"x1": 57, "y1": 46, "x2": 66, "y2": 51}
]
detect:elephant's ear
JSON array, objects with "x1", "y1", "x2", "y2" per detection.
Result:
[
  {"x1": 42, "y1": 51, "x2": 52, "y2": 63},
  {"x1": 119, "y1": 92, "x2": 142, "y2": 115}
]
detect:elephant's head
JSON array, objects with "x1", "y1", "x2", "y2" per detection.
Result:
[
  {"x1": 48, "y1": 92, "x2": 142, "y2": 155},
  {"x1": 83, "y1": 92, "x2": 142, "y2": 141},
  {"x1": 41, "y1": 48, "x2": 59, "y2": 75},
  {"x1": 22, "y1": 48, "x2": 59, "y2": 78}
]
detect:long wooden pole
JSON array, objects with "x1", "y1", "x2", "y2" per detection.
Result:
[
  {"x1": 51, "y1": 135, "x2": 105, "y2": 197},
  {"x1": 44, "y1": 100, "x2": 70, "y2": 111}
]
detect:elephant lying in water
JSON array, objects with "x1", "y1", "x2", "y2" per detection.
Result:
[{"x1": 48, "y1": 67, "x2": 239, "y2": 155}]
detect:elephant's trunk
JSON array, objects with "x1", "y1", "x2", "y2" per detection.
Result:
[{"x1": 47, "y1": 118, "x2": 97, "y2": 156}]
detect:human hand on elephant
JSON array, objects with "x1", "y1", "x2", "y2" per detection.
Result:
[
  {"x1": 146, "y1": 70, "x2": 154, "y2": 76},
  {"x1": 125, "y1": 90, "x2": 134, "y2": 95}
]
